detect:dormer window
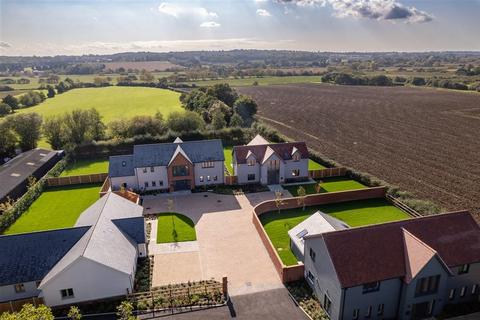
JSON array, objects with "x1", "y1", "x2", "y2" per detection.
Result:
[
  {"x1": 293, "y1": 153, "x2": 301, "y2": 161},
  {"x1": 247, "y1": 159, "x2": 256, "y2": 166}
]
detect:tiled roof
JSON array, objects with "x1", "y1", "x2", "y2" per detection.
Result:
[
  {"x1": 109, "y1": 155, "x2": 134, "y2": 178},
  {"x1": 233, "y1": 141, "x2": 309, "y2": 164},
  {"x1": 312, "y1": 211, "x2": 480, "y2": 288},
  {"x1": 0, "y1": 227, "x2": 90, "y2": 286},
  {"x1": 112, "y1": 217, "x2": 146, "y2": 244}
]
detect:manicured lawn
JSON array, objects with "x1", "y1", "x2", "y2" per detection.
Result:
[
  {"x1": 224, "y1": 147, "x2": 234, "y2": 175},
  {"x1": 260, "y1": 198, "x2": 410, "y2": 266},
  {"x1": 18, "y1": 86, "x2": 182, "y2": 123},
  {"x1": 60, "y1": 159, "x2": 109, "y2": 176},
  {"x1": 156, "y1": 212, "x2": 197, "y2": 243},
  {"x1": 3, "y1": 183, "x2": 101, "y2": 235},
  {"x1": 284, "y1": 177, "x2": 367, "y2": 197},
  {"x1": 308, "y1": 159, "x2": 326, "y2": 170}
]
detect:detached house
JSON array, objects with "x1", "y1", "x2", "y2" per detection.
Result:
[
  {"x1": 109, "y1": 138, "x2": 224, "y2": 192},
  {"x1": 303, "y1": 211, "x2": 480, "y2": 320},
  {"x1": 232, "y1": 135, "x2": 309, "y2": 185},
  {"x1": 0, "y1": 192, "x2": 146, "y2": 307}
]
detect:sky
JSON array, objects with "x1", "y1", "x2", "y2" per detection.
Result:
[{"x1": 0, "y1": 0, "x2": 479, "y2": 56}]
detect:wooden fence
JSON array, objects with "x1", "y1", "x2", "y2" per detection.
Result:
[
  {"x1": 386, "y1": 195, "x2": 423, "y2": 218},
  {"x1": 252, "y1": 187, "x2": 387, "y2": 283},
  {"x1": 309, "y1": 167, "x2": 346, "y2": 179},
  {"x1": 45, "y1": 173, "x2": 108, "y2": 187},
  {"x1": 225, "y1": 175, "x2": 237, "y2": 185},
  {"x1": 0, "y1": 297, "x2": 44, "y2": 313}
]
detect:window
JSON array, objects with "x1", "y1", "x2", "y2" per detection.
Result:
[
  {"x1": 247, "y1": 174, "x2": 255, "y2": 181},
  {"x1": 293, "y1": 153, "x2": 301, "y2": 161},
  {"x1": 202, "y1": 161, "x2": 214, "y2": 168},
  {"x1": 292, "y1": 169, "x2": 300, "y2": 177},
  {"x1": 247, "y1": 159, "x2": 256, "y2": 166},
  {"x1": 323, "y1": 294, "x2": 331, "y2": 315},
  {"x1": 144, "y1": 182, "x2": 149, "y2": 188},
  {"x1": 150, "y1": 166, "x2": 155, "y2": 172},
  {"x1": 200, "y1": 176, "x2": 204, "y2": 182},
  {"x1": 207, "y1": 175, "x2": 211, "y2": 181},
  {"x1": 472, "y1": 284, "x2": 478, "y2": 295},
  {"x1": 159, "y1": 180, "x2": 163, "y2": 186},
  {"x1": 353, "y1": 309, "x2": 359, "y2": 320},
  {"x1": 143, "y1": 167, "x2": 147, "y2": 173},
  {"x1": 377, "y1": 304, "x2": 384, "y2": 316},
  {"x1": 459, "y1": 264, "x2": 470, "y2": 274},
  {"x1": 460, "y1": 286, "x2": 467, "y2": 297},
  {"x1": 60, "y1": 288, "x2": 74, "y2": 299},
  {"x1": 415, "y1": 275, "x2": 440, "y2": 297},
  {"x1": 36, "y1": 281, "x2": 41, "y2": 288},
  {"x1": 14, "y1": 284, "x2": 25, "y2": 293},
  {"x1": 363, "y1": 282, "x2": 380, "y2": 294},
  {"x1": 269, "y1": 159, "x2": 280, "y2": 169},
  {"x1": 307, "y1": 271, "x2": 315, "y2": 283},
  {"x1": 449, "y1": 289, "x2": 456, "y2": 300},
  {"x1": 309, "y1": 248, "x2": 316, "y2": 262},
  {"x1": 365, "y1": 306, "x2": 372, "y2": 318},
  {"x1": 172, "y1": 165, "x2": 189, "y2": 177},
  {"x1": 214, "y1": 175, "x2": 218, "y2": 181},
  {"x1": 152, "y1": 181, "x2": 156, "y2": 187}
]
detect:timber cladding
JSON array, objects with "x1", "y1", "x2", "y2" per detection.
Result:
[{"x1": 252, "y1": 187, "x2": 387, "y2": 283}]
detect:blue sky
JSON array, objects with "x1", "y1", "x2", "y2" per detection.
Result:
[{"x1": 0, "y1": 0, "x2": 479, "y2": 56}]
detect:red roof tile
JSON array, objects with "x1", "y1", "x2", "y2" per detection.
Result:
[
  {"x1": 233, "y1": 142, "x2": 309, "y2": 164},
  {"x1": 316, "y1": 211, "x2": 480, "y2": 288}
]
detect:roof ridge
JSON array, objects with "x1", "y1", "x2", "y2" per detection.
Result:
[
  {"x1": 134, "y1": 139, "x2": 221, "y2": 148},
  {"x1": 0, "y1": 225, "x2": 91, "y2": 238}
]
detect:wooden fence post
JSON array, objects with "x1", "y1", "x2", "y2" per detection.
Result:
[{"x1": 222, "y1": 276, "x2": 228, "y2": 299}]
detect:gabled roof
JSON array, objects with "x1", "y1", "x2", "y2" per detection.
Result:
[
  {"x1": 109, "y1": 155, "x2": 134, "y2": 178},
  {"x1": 402, "y1": 228, "x2": 437, "y2": 283},
  {"x1": 0, "y1": 227, "x2": 90, "y2": 286},
  {"x1": 247, "y1": 134, "x2": 269, "y2": 146},
  {"x1": 39, "y1": 192, "x2": 144, "y2": 287},
  {"x1": 174, "y1": 137, "x2": 183, "y2": 143},
  {"x1": 109, "y1": 139, "x2": 224, "y2": 176},
  {"x1": 310, "y1": 211, "x2": 480, "y2": 288},
  {"x1": 168, "y1": 145, "x2": 192, "y2": 166},
  {"x1": 261, "y1": 146, "x2": 279, "y2": 164},
  {"x1": 234, "y1": 141, "x2": 309, "y2": 164}
]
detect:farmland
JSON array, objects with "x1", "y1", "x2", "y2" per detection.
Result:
[
  {"x1": 17, "y1": 86, "x2": 182, "y2": 123},
  {"x1": 238, "y1": 84, "x2": 480, "y2": 216}
]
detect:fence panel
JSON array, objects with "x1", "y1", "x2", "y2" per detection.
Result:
[
  {"x1": 45, "y1": 173, "x2": 108, "y2": 187},
  {"x1": 309, "y1": 167, "x2": 346, "y2": 179}
]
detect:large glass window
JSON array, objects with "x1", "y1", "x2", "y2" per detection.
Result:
[
  {"x1": 247, "y1": 174, "x2": 255, "y2": 181},
  {"x1": 415, "y1": 275, "x2": 440, "y2": 297},
  {"x1": 173, "y1": 165, "x2": 189, "y2": 177}
]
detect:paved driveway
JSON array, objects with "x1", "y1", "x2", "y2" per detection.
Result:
[{"x1": 143, "y1": 192, "x2": 283, "y2": 296}]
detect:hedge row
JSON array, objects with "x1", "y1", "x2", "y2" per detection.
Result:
[
  {"x1": 0, "y1": 158, "x2": 68, "y2": 233},
  {"x1": 256, "y1": 121, "x2": 441, "y2": 216}
]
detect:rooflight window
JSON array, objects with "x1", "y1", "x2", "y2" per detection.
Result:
[
  {"x1": 363, "y1": 282, "x2": 380, "y2": 294},
  {"x1": 296, "y1": 229, "x2": 308, "y2": 239},
  {"x1": 14, "y1": 284, "x2": 25, "y2": 293}
]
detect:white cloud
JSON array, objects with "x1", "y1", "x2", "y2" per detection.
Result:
[
  {"x1": 158, "y1": 2, "x2": 218, "y2": 19},
  {"x1": 200, "y1": 21, "x2": 221, "y2": 28},
  {"x1": 257, "y1": 9, "x2": 272, "y2": 16},
  {"x1": 0, "y1": 41, "x2": 11, "y2": 48},
  {"x1": 275, "y1": 0, "x2": 433, "y2": 23}
]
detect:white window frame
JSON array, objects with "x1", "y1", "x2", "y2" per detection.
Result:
[{"x1": 60, "y1": 288, "x2": 74, "y2": 299}]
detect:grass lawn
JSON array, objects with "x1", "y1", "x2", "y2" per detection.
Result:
[
  {"x1": 3, "y1": 183, "x2": 101, "y2": 235},
  {"x1": 308, "y1": 159, "x2": 326, "y2": 170},
  {"x1": 60, "y1": 159, "x2": 109, "y2": 177},
  {"x1": 260, "y1": 198, "x2": 410, "y2": 266},
  {"x1": 284, "y1": 177, "x2": 367, "y2": 197},
  {"x1": 156, "y1": 212, "x2": 197, "y2": 243},
  {"x1": 18, "y1": 86, "x2": 182, "y2": 123},
  {"x1": 224, "y1": 147, "x2": 234, "y2": 175}
]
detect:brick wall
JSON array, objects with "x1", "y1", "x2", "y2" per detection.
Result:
[{"x1": 252, "y1": 187, "x2": 387, "y2": 283}]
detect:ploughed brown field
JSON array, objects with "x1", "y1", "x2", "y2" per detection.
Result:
[{"x1": 237, "y1": 84, "x2": 480, "y2": 216}]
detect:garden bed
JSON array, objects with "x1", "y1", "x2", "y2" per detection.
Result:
[
  {"x1": 59, "y1": 158, "x2": 109, "y2": 177},
  {"x1": 286, "y1": 280, "x2": 328, "y2": 320}
]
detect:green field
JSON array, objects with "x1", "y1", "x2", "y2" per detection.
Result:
[
  {"x1": 183, "y1": 76, "x2": 322, "y2": 87},
  {"x1": 224, "y1": 147, "x2": 234, "y2": 175},
  {"x1": 17, "y1": 86, "x2": 183, "y2": 123},
  {"x1": 308, "y1": 159, "x2": 326, "y2": 170},
  {"x1": 60, "y1": 159, "x2": 109, "y2": 177},
  {"x1": 156, "y1": 213, "x2": 197, "y2": 243},
  {"x1": 260, "y1": 198, "x2": 410, "y2": 266},
  {"x1": 285, "y1": 177, "x2": 367, "y2": 196},
  {"x1": 3, "y1": 183, "x2": 101, "y2": 235}
]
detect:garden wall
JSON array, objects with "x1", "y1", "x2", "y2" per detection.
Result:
[
  {"x1": 252, "y1": 187, "x2": 387, "y2": 283},
  {"x1": 45, "y1": 173, "x2": 108, "y2": 187}
]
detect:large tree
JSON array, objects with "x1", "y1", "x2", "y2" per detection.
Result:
[
  {"x1": 10, "y1": 113, "x2": 43, "y2": 151},
  {"x1": 234, "y1": 95, "x2": 257, "y2": 127},
  {"x1": 206, "y1": 83, "x2": 238, "y2": 107},
  {"x1": 43, "y1": 116, "x2": 65, "y2": 150},
  {"x1": 166, "y1": 111, "x2": 205, "y2": 132},
  {"x1": 63, "y1": 108, "x2": 105, "y2": 144},
  {"x1": 0, "y1": 120, "x2": 17, "y2": 159},
  {"x1": 2, "y1": 94, "x2": 19, "y2": 110}
]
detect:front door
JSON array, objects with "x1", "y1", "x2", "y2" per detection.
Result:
[
  {"x1": 174, "y1": 179, "x2": 191, "y2": 191},
  {"x1": 267, "y1": 159, "x2": 280, "y2": 184},
  {"x1": 412, "y1": 300, "x2": 434, "y2": 320}
]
